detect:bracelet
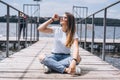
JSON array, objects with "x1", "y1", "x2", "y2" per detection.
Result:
[
  {"x1": 72, "y1": 58, "x2": 77, "y2": 62},
  {"x1": 51, "y1": 18, "x2": 54, "y2": 22}
]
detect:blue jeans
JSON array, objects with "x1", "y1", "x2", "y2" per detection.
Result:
[{"x1": 40, "y1": 53, "x2": 77, "y2": 73}]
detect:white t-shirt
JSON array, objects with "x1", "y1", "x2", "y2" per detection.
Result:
[{"x1": 51, "y1": 26, "x2": 78, "y2": 54}]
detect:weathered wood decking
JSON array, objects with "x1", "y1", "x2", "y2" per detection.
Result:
[{"x1": 0, "y1": 38, "x2": 120, "y2": 80}]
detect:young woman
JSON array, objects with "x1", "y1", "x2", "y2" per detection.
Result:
[{"x1": 38, "y1": 12, "x2": 81, "y2": 75}]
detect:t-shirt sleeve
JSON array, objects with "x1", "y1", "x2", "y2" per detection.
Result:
[
  {"x1": 74, "y1": 32, "x2": 78, "y2": 39},
  {"x1": 51, "y1": 27, "x2": 58, "y2": 34}
]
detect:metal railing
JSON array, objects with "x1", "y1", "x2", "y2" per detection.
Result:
[
  {"x1": 73, "y1": 6, "x2": 88, "y2": 50},
  {"x1": 23, "y1": 4, "x2": 40, "y2": 42},
  {"x1": 0, "y1": 0, "x2": 39, "y2": 57},
  {"x1": 73, "y1": 1, "x2": 120, "y2": 60}
]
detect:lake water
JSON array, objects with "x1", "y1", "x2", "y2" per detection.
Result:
[
  {"x1": 1, "y1": 23, "x2": 120, "y2": 39},
  {"x1": 0, "y1": 23, "x2": 120, "y2": 69}
]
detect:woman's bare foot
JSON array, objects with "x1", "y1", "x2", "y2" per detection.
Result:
[
  {"x1": 64, "y1": 67, "x2": 81, "y2": 75},
  {"x1": 64, "y1": 68, "x2": 69, "y2": 73}
]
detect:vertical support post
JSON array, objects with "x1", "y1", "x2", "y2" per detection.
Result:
[
  {"x1": 37, "y1": 4, "x2": 40, "y2": 41},
  {"x1": 80, "y1": 20, "x2": 82, "y2": 46},
  {"x1": 113, "y1": 26, "x2": 116, "y2": 43},
  {"x1": 76, "y1": 8, "x2": 80, "y2": 34},
  {"x1": 102, "y1": 8, "x2": 107, "y2": 61},
  {"x1": 78, "y1": 8, "x2": 82, "y2": 41},
  {"x1": 82, "y1": 8, "x2": 85, "y2": 48},
  {"x1": 18, "y1": 11, "x2": 20, "y2": 50},
  {"x1": 91, "y1": 14, "x2": 95, "y2": 53},
  {"x1": 24, "y1": 14, "x2": 28, "y2": 47},
  {"x1": 84, "y1": 7, "x2": 88, "y2": 49},
  {"x1": 84, "y1": 19, "x2": 87, "y2": 49},
  {"x1": 30, "y1": 6, "x2": 33, "y2": 45},
  {"x1": 6, "y1": 5, "x2": 10, "y2": 57},
  {"x1": 37, "y1": 20, "x2": 39, "y2": 41},
  {"x1": 16, "y1": 22, "x2": 18, "y2": 40},
  {"x1": 79, "y1": 8, "x2": 82, "y2": 46},
  {"x1": 23, "y1": 5, "x2": 27, "y2": 48},
  {"x1": 34, "y1": 23, "x2": 36, "y2": 41},
  {"x1": 113, "y1": 26, "x2": 116, "y2": 52}
]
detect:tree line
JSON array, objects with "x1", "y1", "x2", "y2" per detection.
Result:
[{"x1": 0, "y1": 15, "x2": 120, "y2": 26}]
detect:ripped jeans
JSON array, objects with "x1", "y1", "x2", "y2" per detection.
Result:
[{"x1": 40, "y1": 53, "x2": 77, "y2": 73}]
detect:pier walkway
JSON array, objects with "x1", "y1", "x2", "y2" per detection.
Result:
[{"x1": 0, "y1": 38, "x2": 120, "y2": 80}]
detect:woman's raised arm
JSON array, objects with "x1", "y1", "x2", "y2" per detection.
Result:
[{"x1": 38, "y1": 14, "x2": 59, "y2": 33}]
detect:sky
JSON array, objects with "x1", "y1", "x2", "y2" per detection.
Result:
[{"x1": 0, "y1": 0, "x2": 120, "y2": 18}]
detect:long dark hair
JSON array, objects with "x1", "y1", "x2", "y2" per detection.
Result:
[{"x1": 65, "y1": 12, "x2": 76, "y2": 48}]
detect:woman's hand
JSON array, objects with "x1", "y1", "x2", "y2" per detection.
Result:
[
  {"x1": 52, "y1": 14, "x2": 59, "y2": 21},
  {"x1": 68, "y1": 60, "x2": 76, "y2": 75}
]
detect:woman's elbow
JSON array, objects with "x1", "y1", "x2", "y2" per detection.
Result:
[
  {"x1": 37, "y1": 27, "x2": 41, "y2": 31},
  {"x1": 38, "y1": 27, "x2": 44, "y2": 32}
]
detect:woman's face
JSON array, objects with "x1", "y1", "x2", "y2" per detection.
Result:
[{"x1": 60, "y1": 14, "x2": 68, "y2": 32}]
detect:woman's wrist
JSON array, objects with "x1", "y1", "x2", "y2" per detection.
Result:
[{"x1": 72, "y1": 58, "x2": 77, "y2": 62}]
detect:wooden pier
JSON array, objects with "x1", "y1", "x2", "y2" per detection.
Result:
[{"x1": 0, "y1": 38, "x2": 120, "y2": 80}]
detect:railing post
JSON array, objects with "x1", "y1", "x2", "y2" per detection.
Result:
[
  {"x1": 16, "y1": 22, "x2": 18, "y2": 40},
  {"x1": 102, "y1": 8, "x2": 107, "y2": 61},
  {"x1": 37, "y1": 18, "x2": 39, "y2": 41},
  {"x1": 84, "y1": 19, "x2": 87, "y2": 49},
  {"x1": 80, "y1": 21, "x2": 82, "y2": 46},
  {"x1": 91, "y1": 14, "x2": 95, "y2": 53},
  {"x1": 18, "y1": 11, "x2": 20, "y2": 50},
  {"x1": 33, "y1": 23, "x2": 35, "y2": 41},
  {"x1": 30, "y1": 6, "x2": 33, "y2": 45},
  {"x1": 25, "y1": 16, "x2": 28, "y2": 47},
  {"x1": 23, "y1": 5, "x2": 28, "y2": 48},
  {"x1": 113, "y1": 26, "x2": 116, "y2": 43},
  {"x1": 37, "y1": 4, "x2": 40, "y2": 41},
  {"x1": 30, "y1": 16, "x2": 33, "y2": 45},
  {"x1": 6, "y1": 5, "x2": 10, "y2": 57},
  {"x1": 113, "y1": 26, "x2": 116, "y2": 52}
]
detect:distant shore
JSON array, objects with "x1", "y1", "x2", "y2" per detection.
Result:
[{"x1": 0, "y1": 16, "x2": 120, "y2": 26}]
